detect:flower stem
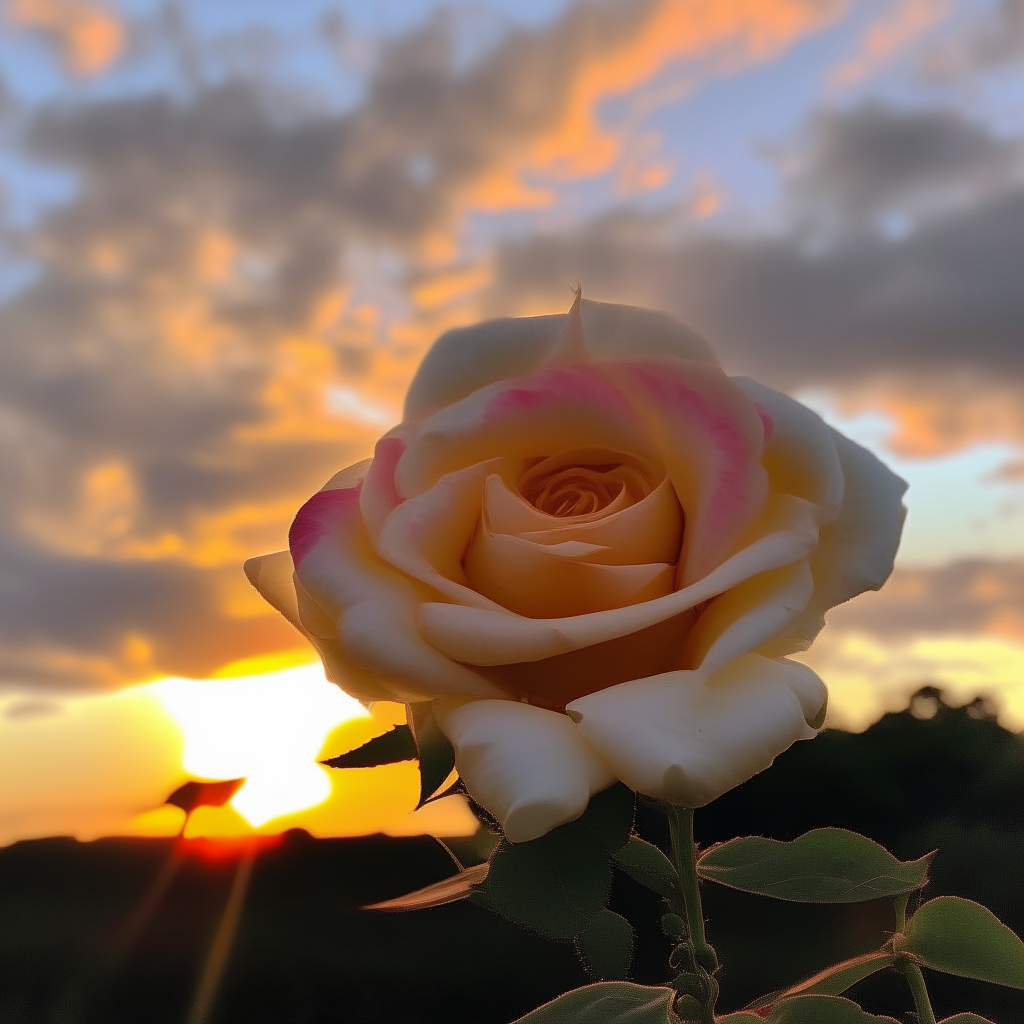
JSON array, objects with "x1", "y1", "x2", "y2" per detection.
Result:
[
  {"x1": 899, "y1": 960, "x2": 936, "y2": 1024},
  {"x1": 894, "y1": 893, "x2": 909, "y2": 932},
  {"x1": 665, "y1": 805, "x2": 718, "y2": 1022}
]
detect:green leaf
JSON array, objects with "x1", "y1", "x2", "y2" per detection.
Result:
[
  {"x1": 614, "y1": 837, "x2": 680, "y2": 898},
  {"x1": 409, "y1": 702, "x2": 456, "y2": 807},
  {"x1": 321, "y1": 725, "x2": 417, "y2": 768},
  {"x1": 766, "y1": 995, "x2": 899, "y2": 1023},
  {"x1": 474, "y1": 821, "x2": 613, "y2": 940},
  {"x1": 937, "y1": 1016, "x2": 998, "y2": 1023},
  {"x1": 717, "y1": 1015, "x2": 767, "y2": 1023},
  {"x1": 575, "y1": 909, "x2": 634, "y2": 981},
  {"x1": 905, "y1": 896, "x2": 1024, "y2": 988},
  {"x1": 752, "y1": 951, "x2": 896, "y2": 1005},
  {"x1": 697, "y1": 829, "x2": 933, "y2": 902},
  {"x1": 578, "y1": 784, "x2": 635, "y2": 853},
  {"x1": 512, "y1": 982, "x2": 676, "y2": 1023},
  {"x1": 363, "y1": 862, "x2": 489, "y2": 911}
]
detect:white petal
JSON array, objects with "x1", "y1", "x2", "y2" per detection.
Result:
[
  {"x1": 359, "y1": 432, "x2": 411, "y2": 543},
  {"x1": 732, "y1": 378, "x2": 845, "y2": 524},
  {"x1": 243, "y1": 550, "x2": 301, "y2": 631},
  {"x1": 374, "y1": 459, "x2": 505, "y2": 611},
  {"x1": 613, "y1": 359, "x2": 769, "y2": 584},
  {"x1": 566, "y1": 655, "x2": 822, "y2": 807},
  {"x1": 761, "y1": 429, "x2": 908, "y2": 657},
  {"x1": 435, "y1": 698, "x2": 615, "y2": 843},
  {"x1": 291, "y1": 486, "x2": 506, "y2": 701},
  {"x1": 397, "y1": 362, "x2": 656, "y2": 499},
  {"x1": 685, "y1": 560, "x2": 815, "y2": 675},
  {"x1": 420, "y1": 493, "x2": 818, "y2": 665},
  {"x1": 403, "y1": 299, "x2": 717, "y2": 420},
  {"x1": 817, "y1": 429, "x2": 908, "y2": 603}
]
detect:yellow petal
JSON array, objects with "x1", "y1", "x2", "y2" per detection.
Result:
[
  {"x1": 464, "y1": 523, "x2": 675, "y2": 618},
  {"x1": 420, "y1": 494, "x2": 818, "y2": 665}
]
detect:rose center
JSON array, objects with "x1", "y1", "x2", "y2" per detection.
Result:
[
  {"x1": 526, "y1": 466, "x2": 622, "y2": 517},
  {"x1": 518, "y1": 447, "x2": 657, "y2": 519}
]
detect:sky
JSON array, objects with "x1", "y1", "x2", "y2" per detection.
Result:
[{"x1": 0, "y1": 0, "x2": 1023, "y2": 844}]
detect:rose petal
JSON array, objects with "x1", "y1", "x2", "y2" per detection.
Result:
[
  {"x1": 403, "y1": 299, "x2": 718, "y2": 420},
  {"x1": 515, "y1": 477, "x2": 683, "y2": 566},
  {"x1": 612, "y1": 358, "x2": 769, "y2": 584},
  {"x1": 321, "y1": 457, "x2": 373, "y2": 493},
  {"x1": 397, "y1": 363, "x2": 656, "y2": 499},
  {"x1": 485, "y1": 610, "x2": 698, "y2": 711},
  {"x1": 684, "y1": 560, "x2": 815, "y2": 675},
  {"x1": 291, "y1": 485, "x2": 506, "y2": 701},
  {"x1": 465, "y1": 522, "x2": 676, "y2": 618},
  {"x1": 359, "y1": 432, "x2": 411, "y2": 543},
  {"x1": 482, "y1": 464, "x2": 633, "y2": 536},
  {"x1": 243, "y1": 549, "x2": 301, "y2": 631},
  {"x1": 375, "y1": 459, "x2": 505, "y2": 611},
  {"x1": 733, "y1": 378, "x2": 845, "y2": 524},
  {"x1": 434, "y1": 698, "x2": 615, "y2": 843},
  {"x1": 544, "y1": 285, "x2": 588, "y2": 365},
  {"x1": 420, "y1": 493, "x2": 818, "y2": 665},
  {"x1": 817, "y1": 430, "x2": 908, "y2": 603},
  {"x1": 761, "y1": 430, "x2": 908, "y2": 658},
  {"x1": 566, "y1": 655, "x2": 823, "y2": 807}
]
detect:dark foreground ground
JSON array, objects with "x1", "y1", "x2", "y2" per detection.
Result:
[{"x1": 2, "y1": 689, "x2": 1023, "y2": 1024}]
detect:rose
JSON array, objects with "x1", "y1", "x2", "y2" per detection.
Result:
[{"x1": 245, "y1": 297, "x2": 906, "y2": 843}]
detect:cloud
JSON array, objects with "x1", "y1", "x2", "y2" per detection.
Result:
[
  {"x1": 783, "y1": 102, "x2": 1023, "y2": 225},
  {"x1": 469, "y1": 0, "x2": 843, "y2": 199},
  {"x1": 795, "y1": 558, "x2": 1024, "y2": 732},
  {"x1": 6, "y1": 0, "x2": 124, "y2": 75},
  {"x1": 828, "y1": 0, "x2": 949, "y2": 89},
  {"x1": 484, "y1": 101, "x2": 1024, "y2": 452},
  {"x1": 2, "y1": 0, "x2": 844, "y2": 689},
  {"x1": 824, "y1": 558, "x2": 1024, "y2": 640},
  {"x1": 922, "y1": 0, "x2": 1024, "y2": 78}
]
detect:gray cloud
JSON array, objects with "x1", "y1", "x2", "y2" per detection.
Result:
[
  {"x1": 487, "y1": 185, "x2": 1024, "y2": 386},
  {"x1": 923, "y1": 0, "x2": 1024, "y2": 79},
  {"x1": 822, "y1": 559, "x2": 1024, "y2": 640},
  {"x1": 484, "y1": 102, "x2": 1024, "y2": 437},
  {"x1": 783, "y1": 103, "x2": 1023, "y2": 226},
  {"x1": 0, "y1": 0, "x2": 667, "y2": 688}
]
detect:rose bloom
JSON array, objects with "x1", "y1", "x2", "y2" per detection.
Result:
[{"x1": 246, "y1": 297, "x2": 906, "y2": 843}]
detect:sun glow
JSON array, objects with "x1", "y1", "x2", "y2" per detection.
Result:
[
  {"x1": 154, "y1": 661, "x2": 368, "y2": 827},
  {"x1": 0, "y1": 651, "x2": 478, "y2": 847}
]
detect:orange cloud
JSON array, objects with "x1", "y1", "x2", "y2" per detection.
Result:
[
  {"x1": 616, "y1": 132, "x2": 675, "y2": 196},
  {"x1": 478, "y1": 0, "x2": 843, "y2": 210},
  {"x1": 7, "y1": 0, "x2": 124, "y2": 75},
  {"x1": 844, "y1": 381, "x2": 1024, "y2": 457},
  {"x1": 828, "y1": 0, "x2": 949, "y2": 88},
  {"x1": 411, "y1": 265, "x2": 492, "y2": 311}
]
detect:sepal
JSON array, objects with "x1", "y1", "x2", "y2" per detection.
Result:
[{"x1": 320, "y1": 724, "x2": 416, "y2": 768}]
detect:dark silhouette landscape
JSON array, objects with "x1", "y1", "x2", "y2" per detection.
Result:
[{"x1": 2, "y1": 688, "x2": 1022, "y2": 1024}]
